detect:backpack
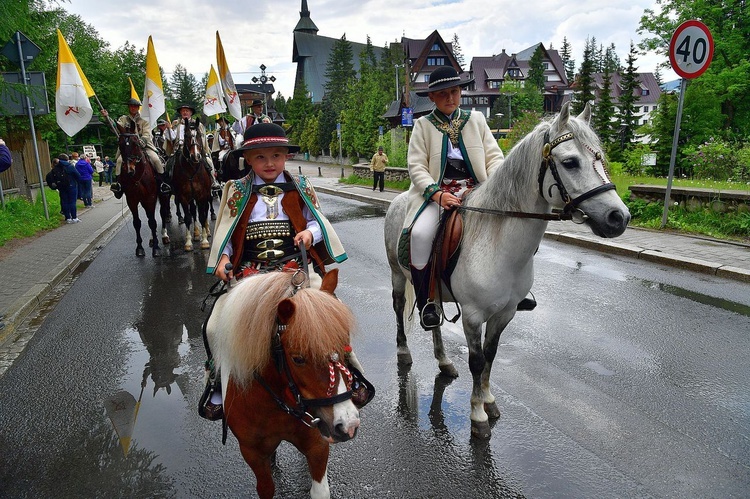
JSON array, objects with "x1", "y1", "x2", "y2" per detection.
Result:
[{"x1": 46, "y1": 164, "x2": 69, "y2": 190}]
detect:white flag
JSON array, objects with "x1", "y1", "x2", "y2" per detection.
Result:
[
  {"x1": 203, "y1": 65, "x2": 227, "y2": 116},
  {"x1": 141, "y1": 36, "x2": 165, "y2": 130},
  {"x1": 216, "y1": 31, "x2": 242, "y2": 120},
  {"x1": 55, "y1": 29, "x2": 95, "y2": 137}
]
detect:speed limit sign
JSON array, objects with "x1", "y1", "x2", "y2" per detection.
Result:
[{"x1": 669, "y1": 20, "x2": 714, "y2": 79}]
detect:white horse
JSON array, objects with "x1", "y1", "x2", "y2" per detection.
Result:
[{"x1": 384, "y1": 102, "x2": 630, "y2": 439}]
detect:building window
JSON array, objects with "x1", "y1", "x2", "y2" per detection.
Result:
[
  {"x1": 543, "y1": 62, "x2": 550, "y2": 70},
  {"x1": 426, "y1": 57, "x2": 446, "y2": 66},
  {"x1": 424, "y1": 75, "x2": 430, "y2": 82},
  {"x1": 431, "y1": 43, "x2": 440, "y2": 51},
  {"x1": 461, "y1": 97, "x2": 472, "y2": 105},
  {"x1": 643, "y1": 105, "x2": 649, "y2": 112},
  {"x1": 477, "y1": 96, "x2": 488, "y2": 105},
  {"x1": 488, "y1": 81, "x2": 500, "y2": 89},
  {"x1": 641, "y1": 88, "x2": 650, "y2": 96}
]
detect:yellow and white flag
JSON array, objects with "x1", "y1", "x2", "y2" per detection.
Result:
[
  {"x1": 55, "y1": 29, "x2": 95, "y2": 137},
  {"x1": 128, "y1": 77, "x2": 141, "y2": 110},
  {"x1": 203, "y1": 65, "x2": 227, "y2": 116},
  {"x1": 216, "y1": 31, "x2": 242, "y2": 120},
  {"x1": 141, "y1": 36, "x2": 165, "y2": 130}
]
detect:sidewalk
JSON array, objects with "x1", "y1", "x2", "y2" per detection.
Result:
[{"x1": 1, "y1": 164, "x2": 749, "y2": 373}]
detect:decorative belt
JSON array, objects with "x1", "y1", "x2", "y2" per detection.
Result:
[{"x1": 245, "y1": 220, "x2": 293, "y2": 240}]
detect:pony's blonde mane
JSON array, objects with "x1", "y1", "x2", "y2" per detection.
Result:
[{"x1": 219, "y1": 271, "x2": 355, "y2": 387}]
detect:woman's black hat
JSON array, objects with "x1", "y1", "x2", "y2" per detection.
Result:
[{"x1": 416, "y1": 66, "x2": 474, "y2": 96}]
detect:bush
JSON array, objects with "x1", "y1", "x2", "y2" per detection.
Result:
[
  {"x1": 685, "y1": 138, "x2": 735, "y2": 181},
  {"x1": 733, "y1": 145, "x2": 750, "y2": 183}
]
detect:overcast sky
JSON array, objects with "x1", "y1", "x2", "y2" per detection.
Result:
[{"x1": 63, "y1": 0, "x2": 676, "y2": 98}]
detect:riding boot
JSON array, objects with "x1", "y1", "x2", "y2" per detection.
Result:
[
  {"x1": 205, "y1": 163, "x2": 221, "y2": 190},
  {"x1": 110, "y1": 176, "x2": 123, "y2": 199},
  {"x1": 410, "y1": 264, "x2": 442, "y2": 329},
  {"x1": 516, "y1": 293, "x2": 537, "y2": 311},
  {"x1": 155, "y1": 172, "x2": 172, "y2": 194}
]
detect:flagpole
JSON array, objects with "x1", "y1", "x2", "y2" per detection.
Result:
[{"x1": 92, "y1": 95, "x2": 120, "y2": 137}]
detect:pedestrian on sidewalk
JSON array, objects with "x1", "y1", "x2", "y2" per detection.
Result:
[
  {"x1": 104, "y1": 156, "x2": 115, "y2": 184},
  {"x1": 58, "y1": 154, "x2": 81, "y2": 223},
  {"x1": 370, "y1": 145, "x2": 388, "y2": 192},
  {"x1": 0, "y1": 137, "x2": 11, "y2": 173},
  {"x1": 94, "y1": 156, "x2": 105, "y2": 186},
  {"x1": 75, "y1": 154, "x2": 94, "y2": 207}
]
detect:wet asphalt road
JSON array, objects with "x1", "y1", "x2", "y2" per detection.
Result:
[{"x1": 0, "y1": 193, "x2": 748, "y2": 498}]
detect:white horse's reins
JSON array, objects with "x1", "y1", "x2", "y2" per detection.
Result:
[{"x1": 458, "y1": 130, "x2": 616, "y2": 224}]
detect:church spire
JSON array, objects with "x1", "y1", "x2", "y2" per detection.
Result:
[{"x1": 294, "y1": 0, "x2": 319, "y2": 34}]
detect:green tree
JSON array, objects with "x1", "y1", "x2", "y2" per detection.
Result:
[
  {"x1": 638, "y1": 0, "x2": 750, "y2": 141},
  {"x1": 318, "y1": 34, "x2": 355, "y2": 154},
  {"x1": 572, "y1": 37, "x2": 596, "y2": 115},
  {"x1": 560, "y1": 36, "x2": 576, "y2": 84},
  {"x1": 451, "y1": 33, "x2": 465, "y2": 70},
  {"x1": 168, "y1": 64, "x2": 200, "y2": 110},
  {"x1": 617, "y1": 42, "x2": 640, "y2": 153},
  {"x1": 527, "y1": 45, "x2": 545, "y2": 92},
  {"x1": 593, "y1": 68, "x2": 616, "y2": 147},
  {"x1": 286, "y1": 79, "x2": 315, "y2": 144}
]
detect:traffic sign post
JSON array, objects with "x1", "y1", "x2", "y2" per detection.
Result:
[{"x1": 661, "y1": 20, "x2": 714, "y2": 228}]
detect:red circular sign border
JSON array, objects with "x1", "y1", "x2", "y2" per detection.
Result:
[{"x1": 669, "y1": 20, "x2": 714, "y2": 79}]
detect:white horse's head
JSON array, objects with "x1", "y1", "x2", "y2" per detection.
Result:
[{"x1": 539, "y1": 101, "x2": 630, "y2": 238}]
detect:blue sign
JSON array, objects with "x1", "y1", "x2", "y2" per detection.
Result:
[
  {"x1": 378, "y1": 126, "x2": 383, "y2": 136},
  {"x1": 401, "y1": 107, "x2": 413, "y2": 127}
]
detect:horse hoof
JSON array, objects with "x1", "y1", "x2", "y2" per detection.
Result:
[
  {"x1": 148, "y1": 239, "x2": 154, "y2": 248},
  {"x1": 397, "y1": 351, "x2": 413, "y2": 366},
  {"x1": 184, "y1": 245, "x2": 193, "y2": 252},
  {"x1": 201, "y1": 242, "x2": 211, "y2": 250},
  {"x1": 136, "y1": 248, "x2": 145, "y2": 257},
  {"x1": 484, "y1": 401, "x2": 501, "y2": 419},
  {"x1": 162, "y1": 237, "x2": 170, "y2": 245},
  {"x1": 471, "y1": 420, "x2": 492, "y2": 439},
  {"x1": 439, "y1": 363, "x2": 459, "y2": 378}
]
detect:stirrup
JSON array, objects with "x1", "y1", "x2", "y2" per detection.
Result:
[
  {"x1": 160, "y1": 182, "x2": 172, "y2": 194},
  {"x1": 420, "y1": 301, "x2": 444, "y2": 329}
]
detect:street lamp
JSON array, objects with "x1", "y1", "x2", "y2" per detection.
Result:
[{"x1": 394, "y1": 64, "x2": 405, "y2": 102}]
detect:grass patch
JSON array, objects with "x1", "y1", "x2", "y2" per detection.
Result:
[
  {"x1": 0, "y1": 188, "x2": 63, "y2": 246},
  {"x1": 340, "y1": 174, "x2": 411, "y2": 191}
]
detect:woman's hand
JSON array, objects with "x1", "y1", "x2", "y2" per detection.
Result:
[
  {"x1": 294, "y1": 230, "x2": 313, "y2": 250},
  {"x1": 431, "y1": 190, "x2": 461, "y2": 210}
]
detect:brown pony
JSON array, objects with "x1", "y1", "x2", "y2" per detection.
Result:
[
  {"x1": 171, "y1": 117, "x2": 212, "y2": 251},
  {"x1": 116, "y1": 123, "x2": 171, "y2": 257},
  {"x1": 205, "y1": 269, "x2": 364, "y2": 499}
]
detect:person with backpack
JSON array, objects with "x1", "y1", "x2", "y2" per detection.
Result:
[
  {"x1": 57, "y1": 154, "x2": 81, "y2": 223},
  {"x1": 0, "y1": 138, "x2": 11, "y2": 173}
]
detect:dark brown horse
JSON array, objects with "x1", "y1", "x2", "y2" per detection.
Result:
[
  {"x1": 116, "y1": 123, "x2": 171, "y2": 257},
  {"x1": 206, "y1": 269, "x2": 369, "y2": 499},
  {"x1": 171, "y1": 117, "x2": 212, "y2": 251}
]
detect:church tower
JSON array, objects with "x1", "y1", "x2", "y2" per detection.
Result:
[{"x1": 293, "y1": 0, "x2": 319, "y2": 35}]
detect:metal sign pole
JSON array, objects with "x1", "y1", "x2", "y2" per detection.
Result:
[
  {"x1": 660, "y1": 79, "x2": 687, "y2": 228},
  {"x1": 15, "y1": 32, "x2": 49, "y2": 219}
]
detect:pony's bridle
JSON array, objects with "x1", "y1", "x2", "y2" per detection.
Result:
[
  {"x1": 253, "y1": 320, "x2": 356, "y2": 428},
  {"x1": 538, "y1": 130, "x2": 616, "y2": 221},
  {"x1": 121, "y1": 133, "x2": 147, "y2": 181}
]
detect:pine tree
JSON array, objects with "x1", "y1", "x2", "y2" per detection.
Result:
[
  {"x1": 593, "y1": 68, "x2": 615, "y2": 147},
  {"x1": 617, "y1": 41, "x2": 640, "y2": 152},
  {"x1": 560, "y1": 37, "x2": 575, "y2": 84},
  {"x1": 451, "y1": 33, "x2": 465, "y2": 70},
  {"x1": 319, "y1": 35, "x2": 356, "y2": 154},
  {"x1": 573, "y1": 37, "x2": 596, "y2": 115},
  {"x1": 169, "y1": 64, "x2": 200, "y2": 110}
]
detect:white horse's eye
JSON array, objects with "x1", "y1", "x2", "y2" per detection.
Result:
[{"x1": 561, "y1": 158, "x2": 580, "y2": 169}]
